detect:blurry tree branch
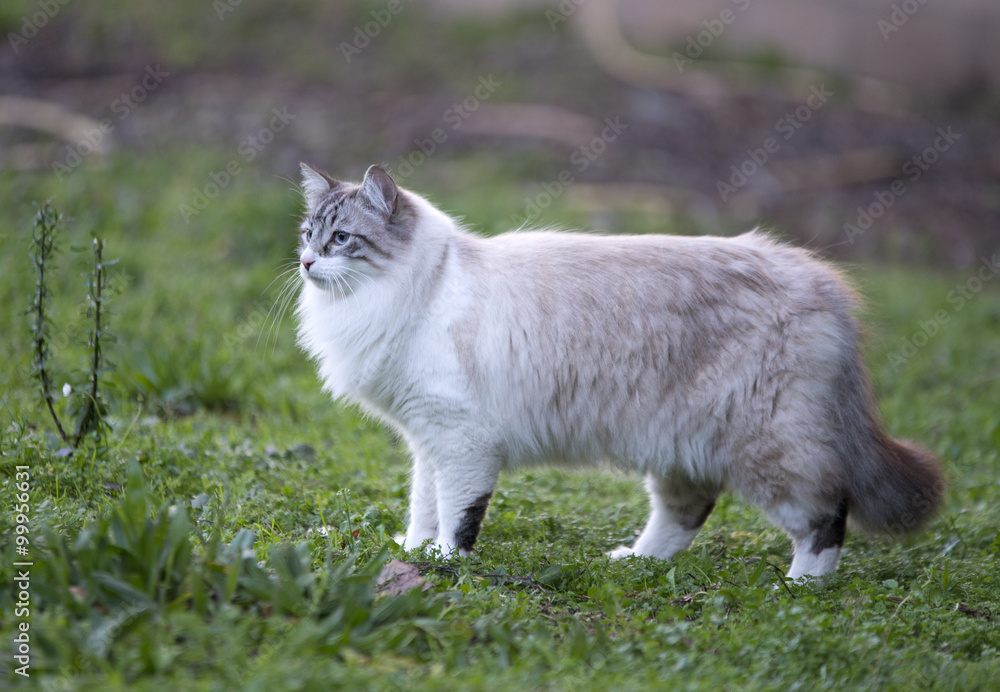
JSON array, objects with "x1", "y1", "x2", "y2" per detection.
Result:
[
  {"x1": 0, "y1": 96, "x2": 114, "y2": 169},
  {"x1": 458, "y1": 104, "x2": 601, "y2": 148},
  {"x1": 576, "y1": 0, "x2": 913, "y2": 115}
]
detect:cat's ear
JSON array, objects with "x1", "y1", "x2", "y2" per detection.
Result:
[
  {"x1": 359, "y1": 164, "x2": 398, "y2": 218},
  {"x1": 300, "y1": 163, "x2": 337, "y2": 208}
]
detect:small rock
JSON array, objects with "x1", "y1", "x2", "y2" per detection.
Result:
[{"x1": 288, "y1": 443, "x2": 315, "y2": 460}]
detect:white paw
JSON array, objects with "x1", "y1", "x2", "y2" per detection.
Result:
[
  {"x1": 608, "y1": 545, "x2": 636, "y2": 559},
  {"x1": 397, "y1": 531, "x2": 436, "y2": 552},
  {"x1": 784, "y1": 573, "x2": 830, "y2": 586},
  {"x1": 431, "y1": 541, "x2": 462, "y2": 558}
]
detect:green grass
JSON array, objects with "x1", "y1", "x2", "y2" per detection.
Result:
[{"x1": 1, "y1": 150, "x2": 999, "y2": 691}]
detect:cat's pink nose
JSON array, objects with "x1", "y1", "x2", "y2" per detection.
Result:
[{"x1": 301, "y1": 258, "x2": 314, "y2": 270}]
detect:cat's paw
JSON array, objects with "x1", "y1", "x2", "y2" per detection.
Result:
[
  {"x1": 395, "y1": 531, "x2": 437, "y2": 552},
  {"x1": 430, "y1": 541, "x2": 460, "y2": 558},
  {"x1": 608, "y1": 545, "x2": 636, "y2": 559},
  {"x1": 783, "y1": 573, "x2": 830, "y2": 587},
  {"x1": 426, "y1": 540, "x2": 476, "y2": 559}
]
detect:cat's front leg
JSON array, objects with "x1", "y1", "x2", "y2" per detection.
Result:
[
  {"x1": 400, "y1": 455, "x2": 439, "y2": 550},
  {"x1": 432, "y1": 455, "x2": 500, "y2": 558}
]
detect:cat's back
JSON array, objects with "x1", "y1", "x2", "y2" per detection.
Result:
[{"x1": 471, "y1": 228, "x2": 855, "y2": 320}]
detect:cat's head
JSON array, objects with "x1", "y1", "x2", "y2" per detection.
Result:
[{"x1": 297, "y1": 163, "x2": 416, "y2": 294}]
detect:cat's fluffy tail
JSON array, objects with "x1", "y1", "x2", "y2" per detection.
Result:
[
  {"x1": 847, "y1": 433, "x2": 946, "y2": 537},
  {"x1": 837, "y1": 355, "x2": 946, "y2": 537}
]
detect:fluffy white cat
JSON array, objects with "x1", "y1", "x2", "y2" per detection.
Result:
[{"x1": 295, "y1": 163, "x2": 944, "y2": 579}]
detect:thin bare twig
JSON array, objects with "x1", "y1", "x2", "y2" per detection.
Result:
[{"x1": 767, "y1": 561, "x2": 797, "y2": 599}]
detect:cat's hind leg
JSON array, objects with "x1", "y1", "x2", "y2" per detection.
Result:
[
  {"x1": 767, "y1": 497, "x2": 848, "y2": 580},
  {"x1": 610, "y1": 474, "x2": 717, "y2": 560}
]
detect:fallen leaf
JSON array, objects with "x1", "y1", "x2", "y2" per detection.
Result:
[{"x1": 376, "y1": 559, "x2": 430, "y2": 596}]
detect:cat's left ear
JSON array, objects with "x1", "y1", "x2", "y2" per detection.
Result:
[
  {"x1": 359, "y1": 164, "x2": 398, "y2": 218},
  {"x1": 300, "y1": 163, "x2": 338, "y2": 208}
]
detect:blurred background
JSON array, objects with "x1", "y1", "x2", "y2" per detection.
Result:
[
  {"x1": 1, "y1": 0, "x2": 998, "y2": 414},
  {"x1": 4, "y1": 5, "x2": 1000, "y2": 686}
]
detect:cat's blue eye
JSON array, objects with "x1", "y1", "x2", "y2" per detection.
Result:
[
  {"x1": 306, "y1": 230, "x2": 313, "y2": 240},
  {"x1": 334, "y1": 231, "x2": 349, "y2": 245}
]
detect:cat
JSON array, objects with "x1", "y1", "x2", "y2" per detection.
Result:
[{"x1": 294, "y1": 163, "x2": 945, "y2": 579}]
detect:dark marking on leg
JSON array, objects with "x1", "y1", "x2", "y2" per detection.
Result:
[
  {"x1": 455, "y1": 493, "x2": 492, "y2": 552},
  {"x1": 810, "y1": 498, "x2": 848, "y2": 554},
  {"x1": 679, "y1": 500, "x2": 717, "y2": 531}
]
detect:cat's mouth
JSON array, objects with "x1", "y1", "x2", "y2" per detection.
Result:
[
  {"x1": 300, "y1": 264, "x2": 317, "y2": 281},
  {"x1": 301, "y1": 267, "x2": 331, "y2": 290},
  {"x1": 300, "y1": 264, "x2": 328, "y2": 288},
  {"x1": 301, "y1": 265, "x2": 359, "y2": 297}
]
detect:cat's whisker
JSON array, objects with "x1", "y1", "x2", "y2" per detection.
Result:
[
  {"x1": 339, "y1": 265, "x2": 375, "y2": 288},
  {"x1": 258, "y1": 288, "x2": 288, "y2": 352},
  {"x1": 261, "y1": 273, "x2": 302, "y2": 354},
  {"x1": 274, "y1": 275, "x2": 305, "y2": 348},
  {"x1": 340, "y1": 271, "x2": 383, "y2": 315},
  {"x1": 327, "y1": 275, "x2": 345, "y2": 302},
  {"x1": 260, "y1": 263, "x2": 299, "y2": 301},
  {"x1": 260, "y1": 271, "x2": 298, "y2": 333},
  {"x1": 265, "y1": 265, "x2": 298, "y2": 284},
  {"x1": 338, "y1": 267, "x2": 378, "y2": 300},
  {"x1": 321, "y1": 273, "x2": 336, "y2": 296},
  {"x1": 334, "y1": 274, "x2": 352, "y2": 302}
]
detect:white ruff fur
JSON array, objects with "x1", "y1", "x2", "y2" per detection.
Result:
[{"x1": 295, "y1": 165, "x2": 944, "y2": 578}]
